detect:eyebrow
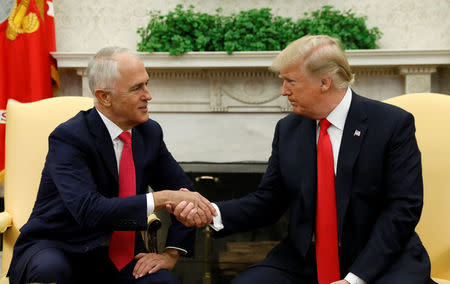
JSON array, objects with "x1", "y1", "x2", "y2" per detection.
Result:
[
  {"x1": 279, "y1": 74, "x2": 294, "y2": 80},
  {"x1": 128, "y1": 79, "x2": 149, "y2": 91}
]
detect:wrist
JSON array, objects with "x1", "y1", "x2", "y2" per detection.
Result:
[
  {"x1": 153, "y1": 190, "x2": 170, "y2": 211},
  {"x1": 164, "y1": 248, "x2": 181, "y2": 260}
]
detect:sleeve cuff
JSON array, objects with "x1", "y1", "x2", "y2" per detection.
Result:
[
  {"x1": 209, "y1": 203, "x2": 224, "y2": 231},
  {"x1": 344, "y1": 272, "x2": 367, "y2": 284},
  {"x1": 146, "y1": 193, "x2": 155, "y2": 216},
  {"x1": 165, "y1": 246, "x2": 188, "y2": 255}
]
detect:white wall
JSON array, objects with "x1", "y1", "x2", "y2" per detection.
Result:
[{"x1": 54, "y1": 0, "x2": 450, "y2": 52}]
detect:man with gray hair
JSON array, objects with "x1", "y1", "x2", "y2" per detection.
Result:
[
  {"x1": 8, "y1": 46, "x2": 216, "y2": 284},
  {"x1": 172, "y1": 35, "x2": 433, "y2": 284}
]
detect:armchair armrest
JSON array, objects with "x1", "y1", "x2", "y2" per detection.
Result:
[
  {"x1": 0, "y1": 212, "x2": 12, "y2": 233},
  {"x1": 141, "y1": 213, "x2": 162, "y2": 253},
  {"x1": 0, "y1": 169, "x2": 4, "y2": 186},
  {"x1": 432, "y1": 278, "x2": 450, "y2": 284}
]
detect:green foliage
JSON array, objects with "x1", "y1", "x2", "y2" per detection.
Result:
[
  {"x1": 137, "y1": 5, "x2": 382, "y2": 55},
  {"x1": 298, "y1": 6, "x2": 381, "y2": 49},
  {"x1": 221, "y1": 8, "x2": 301, "y2": 54},
  {"x1": 137, "y1": 5, "x2": 222, "y2": 56}
]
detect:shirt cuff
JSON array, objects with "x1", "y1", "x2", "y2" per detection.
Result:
[
  {"x1": 345, "y1": 272, "x2": 367, "y2": 284},
  {"x1": 209, "y1": 203, "x2": 224, "y2": 231},
  {"x1": 146, "y1": 193, "x2": 155, "y2": 216},
  {"x1": 165, "y1": 246, "x2": 188, "y2": 255}
]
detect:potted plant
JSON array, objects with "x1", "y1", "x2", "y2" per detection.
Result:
[{"x1": 137, "y1": 5, "x2": 382, "y2": 56}]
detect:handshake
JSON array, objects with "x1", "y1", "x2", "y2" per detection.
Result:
[{"x1": 153, "y1": 188, "x2": 217, "y2": 228}]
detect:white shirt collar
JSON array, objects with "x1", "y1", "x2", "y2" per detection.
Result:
[
  {"x1": 319, "y1": 87, "x2": 352, "y2": 130},
  {"x1": 95, "y1": 108, "x2": 131, "y2": 141}
]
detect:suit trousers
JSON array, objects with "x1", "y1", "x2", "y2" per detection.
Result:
[
  {"x1": 232, "y1": 240, "x2": 436, "y2": 284},
  {"x1": 23, "y1": 246, "x2": 180, "y2": 284},
  {"x1": 232, "y1": 244, "x2": 318, "y2": 284}
]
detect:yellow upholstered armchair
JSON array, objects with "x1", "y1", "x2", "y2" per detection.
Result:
[
  {"x1": 384, "y1": 93, "x2": 450, "y2": 284},
  {"x1": 0, "y1": 97, "x2": 160, "y2": 281}
]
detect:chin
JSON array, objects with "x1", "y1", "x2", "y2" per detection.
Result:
[
  {"x1": 293, "y1": 109, "x2": 314, "y2": 119},
  {"x1": 141, "y1": 114, "x2": 150, "y2": 122},
  {"x1": 292, "y1": 108, "x2": 304, "y2": 116}
]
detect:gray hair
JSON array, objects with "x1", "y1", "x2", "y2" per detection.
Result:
[
  {"x1": 271, "y1": 35, "x2": 355, "y2": 89},
  {"x1": 87, "y1": 46, "x2": 133, "y2": 95}
]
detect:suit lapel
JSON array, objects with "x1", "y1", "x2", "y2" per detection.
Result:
[
  {"x1": 131, "y1": 128, "x2": 145, "y2": 194},
  {"x1": 86, "y1": 108, "x2": 118, "y2": 184},
  {"x1": 335, "y1": 92, "x2": 368, "y2": 240},
  {"x1": 296, "y1": 117, "x2": 317, "y2": 218}
]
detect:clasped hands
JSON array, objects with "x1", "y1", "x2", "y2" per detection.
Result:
[
  {"x1": 132, "y1": 189, "x2": 215, "y2": 278},
  {"x1": 162, "y1": 188, "x2": 216, "y2": 227}
]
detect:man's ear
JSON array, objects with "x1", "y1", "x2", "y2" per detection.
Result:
[
  {"x1": 320, "y1": 77, "x2": 332, "y2": 92},
  {"x1": 94, "y1": 89, "x2": 112, "y2": 107}
]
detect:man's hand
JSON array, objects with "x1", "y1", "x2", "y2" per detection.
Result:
[
  {"x1": 169, "y1": 199, "x2": 211, "y2": 227},
  {"x1": 331, "y1": 280, "x2": 350, "y2": 284},
  {"x1": 166, "y1": 188, "x2": 214, "y2": 227},
  {"x1": 132, "y1": 249, "x2": 180, "y2": 279},
  {"x1": 153, "y1": 188, "x2": 217, "y2": 225}
]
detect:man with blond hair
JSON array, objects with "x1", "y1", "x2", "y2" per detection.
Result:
[{"x1": 172, "y1": 35, "x2": 433, "y2": 284}]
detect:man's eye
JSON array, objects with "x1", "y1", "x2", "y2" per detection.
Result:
[{"x1": 130, "y1": 85, "x2": 141, "y2": 92}]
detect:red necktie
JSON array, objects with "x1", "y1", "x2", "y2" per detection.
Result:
[
  {"x1": 316, "y1": 119, "x2": 340, "y2": 283},
  {"x1": 109, "y1": 131, "x2": 136, "y2": 271}
]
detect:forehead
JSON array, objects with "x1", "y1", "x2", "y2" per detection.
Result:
[
  {"x1": 116, "y1": 53, "x2": 144, "y2": 72},
  {"x1": 115, "y1": 53, "x2": 148, "y2": 83},
  {"x1": 280, "y1": 63, "x2": 305, "y2": 78}
]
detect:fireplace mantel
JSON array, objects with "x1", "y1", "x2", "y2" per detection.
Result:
[{"x1": 53, "y1": 49, "x2": 450, "y2": 68}]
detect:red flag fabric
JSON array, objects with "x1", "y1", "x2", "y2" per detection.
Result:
[{"x1": 0, "y1": 0, "x2": 58, "y2": 173}]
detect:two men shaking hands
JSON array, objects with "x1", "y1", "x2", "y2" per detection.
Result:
[{"x1": 8, "y1": 35, "x2": 433, "y2": 284}]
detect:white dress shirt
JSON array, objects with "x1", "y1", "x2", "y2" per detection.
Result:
[
  {"x1": 96, "y1": 109, "x2": 155, "y2": 216},
  {"x1": 211, "y1": 88, "x2": 366, "y2": 284},
  {"x1": 96, "y1": 109, "x2": 187, "y2": 254}
]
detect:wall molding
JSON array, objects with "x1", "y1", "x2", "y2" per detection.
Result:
[
  {"x1": 52, "y1": 49, "x2": 450, "y2": 68},
  {"x1": 353, "y1": 67, "x2": 399, "y2": 77}
]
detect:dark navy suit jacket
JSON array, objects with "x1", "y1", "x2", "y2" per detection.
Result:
[
  {"x1": 215, "y1": 92, "x2": 431, "y2": 283},
  {"x1": 9, "y1": 108, "x2": 195, "y2": 283}
]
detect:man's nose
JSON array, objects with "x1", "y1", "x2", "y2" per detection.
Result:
[
  {"x1": 281, "y1": 81, "x2": 290, "y2": 96},
  {"x1": 143, "y1": 85, "x2": 152, "y2": 101}
]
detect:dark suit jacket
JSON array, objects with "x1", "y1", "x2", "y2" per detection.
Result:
[
  {"x1": 9, "y1": 108, "x2": 195, "y2": 283},
  {"x1": 215, "y1": 92, "x2": 431, "y2": 283}
]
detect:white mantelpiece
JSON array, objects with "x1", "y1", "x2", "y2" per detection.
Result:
[
  {"x1": 54, "y1": 49, "x2": 450, "y2": 68},
  {"x1": 52, "y1": 50, "x2": 450, "y2": 163}
]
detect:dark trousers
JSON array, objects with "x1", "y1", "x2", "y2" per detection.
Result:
[
  {"x1": 232, "y1": 243, "x2": 436, "y2": 284},
  {"x1": 23, "y1": 246, "x2": 179, "y2": 284},
  {"x1": 232, "y1": 245, "x2": 317, "y2": 284}
]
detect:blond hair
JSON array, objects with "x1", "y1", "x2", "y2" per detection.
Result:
[{"x1": 271, "y1": 35, "x2": 354, "y2": 89}]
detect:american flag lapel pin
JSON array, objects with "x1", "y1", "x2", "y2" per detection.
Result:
[{"x1": 353, "y1": 129, "x2": 361, "y2": 137}]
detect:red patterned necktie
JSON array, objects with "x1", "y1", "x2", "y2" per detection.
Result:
[
  {"x1": 109, "y1": 131, "x2": 136, "y2": 271},
  {"x1": 316, "y1": 119, "x2": 340, "y2": 283}
]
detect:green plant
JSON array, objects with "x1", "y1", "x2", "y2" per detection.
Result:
[
  {"x1": 221, "y1": 8, "x2": 301, "y2": 54},
  {"x1": 137, "y1": 5, "x2": 382, "y2": 55},
  {"x1": 298, "y1": 5, "x2": 381, "y2": 49},
  {"x1": 137, "y1": 5, "x2": 225, "y2": 56}
]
